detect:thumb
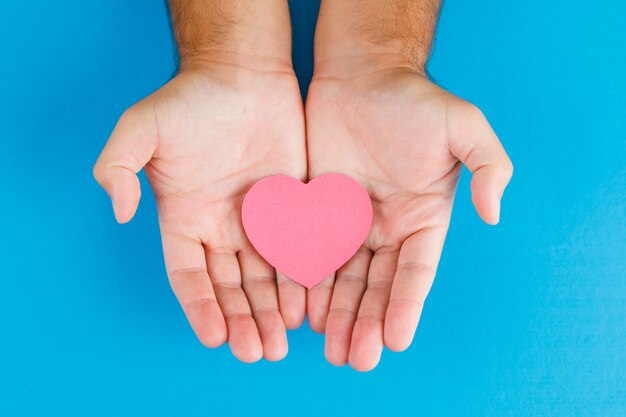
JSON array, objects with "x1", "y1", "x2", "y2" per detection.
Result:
[
  {"x1": 447, "y1": 101, "x2": 513, "y2": 225},
  {"x1": 93, "y1": 104, "x2": 158, "y2": 223}
]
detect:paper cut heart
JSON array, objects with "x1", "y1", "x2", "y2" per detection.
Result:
[{"x1": 242, "y1": 173, "x2": 373, "y2": 288}]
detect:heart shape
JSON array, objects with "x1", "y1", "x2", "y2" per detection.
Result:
[{"x1": 242, "y1": 173, "x2": 373, "y2": 288}]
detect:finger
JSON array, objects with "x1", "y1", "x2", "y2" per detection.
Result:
[
  {"x1": 161, "y1": 232, "x2": 227, "y2": 348},
  {"x1": 206, "y1": 249, "x2": 263, "y2": 363},
  {"x1": 447, "y1": 101, "x2": 514, "y2": 224},
  {"x1": 93, "y1": 104, "x2": 158, "y2": 223},
  {"x1": 348, "y1": 248, "x2": 399, "y2": 372},
  {"x1": 238, "y1": 248, "x2": 287, "y2": 362},
  {"x1": 277, "y1": 271, "x2": 306, "y2": 330},
  {"x1": 306, "y1": 274, "x2": 335, "y2": 334},
  {"x1": 324, "y1": 248, "x2": 371, "y2": 366},
  {"x1": 384, "y1": 226, "x2": 447, "y2": 352}
]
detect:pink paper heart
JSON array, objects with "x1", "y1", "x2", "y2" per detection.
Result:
[{"x1": 242, "y1": 173, "x2": 373, "y2": 288}]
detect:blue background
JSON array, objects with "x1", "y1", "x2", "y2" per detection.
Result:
[{"x1": 1, "y1": 1, "x2": 624, "y2": 415}]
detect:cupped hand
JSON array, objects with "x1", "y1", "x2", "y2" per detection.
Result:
[
  {"x1": 94, "y1": 59, "x2": 307, "y2": 362},
  {"x1": 305, "y1": 67, "x2": 513, "y2": 371}
]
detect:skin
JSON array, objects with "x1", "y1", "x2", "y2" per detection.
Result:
[
  {"x1": 95, "y1": 0, "x2": 512, "y2": 369},
  {"x1": 93, "y1": 0, "x2": 308, "y2": 363},
  {"x1": 307, "y1": 0, "x2": 514, "y2": 371}
]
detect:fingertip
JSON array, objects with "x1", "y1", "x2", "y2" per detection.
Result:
[
  {"x1": 285, "y1": 319, "x2": 304, "y2": 331},
  {"x1": 187, "y1": 300, "x2": 228, "y2": 349},
  {"x1": 226, "y1": 316, "x2": 263, "y2": 363},
  {"x1": 97, "y1": 168, "x2": 141, "y2": 224},
  {"x1": 383, "y1": 333, "x2": 413, "y2": 353},
  {"x1": 230, "y1": 343, "x2": 263, "y2": 364},
  {"x1": 264, "y1": 341, "x2": 288, "y2": 362},
  {"x1": 383, "y1": 305, "x2": 420, "y2": 352},
  {"x1": 349, "y1": 353, "x2": 381, "y2": 372},
  {"x1": 113, "y1": 203, "x2": 137, "y2": 224},
  {"x1": 308, "y1": 321, "x2": 325, "y2": 334},
  {"x1": 348, "y1": 320, "x2": 383, "y2": 372},
  {"x1": 307, "y1": 308, "x2": 328, "y2": 334},
  {"x1": 198, "y1": 326, "x2": 228, "y2": 349},
  {"x1": 385, "y1": 340, "x2": 411, "y2": 353},
  {"x1": 470, "y1": 175, "x2": 503, "y2": 225},
  {"x1": 233, "y1": 347, "x2": 263, "y2": 364},
  {"x1": 283, "y1": 308, "x2": 306, "y2": 330},
  {"x1": 324, "y1": 312, "x2": 353, "y2": 367},
  {"x1": 471, "y1": 192, "x2": 501, "y2": 225},
  {"x1": 325, "y1": 351, "x2": 348, "y2": 367},
  {"x1": 280, "y1": 295, "x2": 306, "y2": 330},
  {"x1": 255, "y1": 311, "x2": 289, "y2": 362},
  {"x1": 278, "y1": 275, "x2": 307, "y2": 330}
]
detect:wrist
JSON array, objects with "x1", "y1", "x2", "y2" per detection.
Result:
[
  {"x1": 171, "y1": 0, "x2": 293, "y2": 73},
  {"x1": 312, "y1": 49, "x2": 427, "y2": 81},
  {"x1": 313, "y1": 0, "x2": 437, "y2": 79},
  {"x1": 179, "y1": 50, "x2": 295, "y2": 76}
]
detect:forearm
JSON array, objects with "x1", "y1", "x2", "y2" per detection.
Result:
[
  {"x1": 314, "y1": 0, "x2": 441, "y2": 76},
  {"x1": 168, "y1": 0, "x2": 292, "y2": 70}
]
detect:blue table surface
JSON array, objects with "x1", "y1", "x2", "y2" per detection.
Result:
[{"x1": 1, "y1": 1, "x2": 624, "y2": 416}]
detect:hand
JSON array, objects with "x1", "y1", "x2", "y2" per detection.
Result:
[
  {"x1": 305, "y1": 66, "x2": 513, "y2": 371},
  {"x1": 93, "y1": 57, "x2": 307, "y2": 362}
]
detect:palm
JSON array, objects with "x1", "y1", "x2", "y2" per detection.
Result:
[
  {"x1": 305, "y1": 68, "x2": 512, "y2": 371},
  {"x1": 95, "y1": 65, "x2": 307, "y2": 362},
  {"x1": 146, "y1": 69, "x2": 305, "y2": 200},
  {"x1": 146, "y1": 68, "x2": 305, "y2": 271},
  {"x1": 308, "y1": 70, "x2": 458, "y2": 251}
]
